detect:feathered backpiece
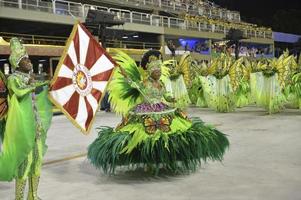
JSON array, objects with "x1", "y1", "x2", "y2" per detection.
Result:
[
  {"x1": 256, "y1": 58, "x2": 268, "y2": 72},
  {"x1": 291, "y1": 72, "x2": 301, "y2": 99},
  {"x1": 261, "y1": 50, "x2": 297, "y2": 89},
  {"x1": 190, "y1": 60, "x2": 208, "y2": 79},
  {"x1": 177, "y1": 53, "x2": 192, "y2": 87},
  {"x1": 108, "y1": 51, "x2": 144, "y2": 116},
  {"x1": 162, "y1": 53, "x2": 193, "y2": 87},
  {"x1": 207, "y1": 53, "x2": 243, "y2": 91},
  {"x1": 207, "y1": 53, "x2": 232, "y2": 78},
  {"x1": 243, "y1": 57, "x2": 256, "y2": 80},
  {"x1": 229, "y1": 57, "x2": 244, "y2": 91},
  {"x1": 0, "y1": 71, "x2": 8, "y2": 120},
  {"x1": 160, "y1": 60, "x2": 173, "y2": 84}
]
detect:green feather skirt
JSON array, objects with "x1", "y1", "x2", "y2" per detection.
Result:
[
  {"x1": 235, "y1": 79, "x2": 251, "y2": 108},
  {"x1": 189, "y1": 76, "x2": 208, "y2": 107},
  {"x1": 202, "y1": 75, "x2": 236, "y2": 113},
  {"x1": 88, "y1": 116, "x2": 229, "y2": 175}
]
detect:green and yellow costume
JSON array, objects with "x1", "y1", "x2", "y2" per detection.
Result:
[
  {"x1": 286, "y1": 72, "x2": 301, "y2": 109},
  {"x1": 250, "y1": 52, "x2": 296, "y2": 113},
  {"x1": 0, "y1": 38, "x2": 52, "y2": 200},
  {"x1": 285, "y1": 54, "x2": 301, "y2": 109},
  {"x1": 200, "y1": 54, "x2": 244, "y2": 112},
  {"x1": 188, "y1": 60, "x2": 209, "y2": 107},
  {"x1": 161, "y1": 53, "x2": 192, "y2": 109},
  {"x1": 88, "y1": 51, "x2": 229, "y2": 174}
]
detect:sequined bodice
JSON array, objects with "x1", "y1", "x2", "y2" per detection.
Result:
[{"x1": 143, "y1": 79, "x2": 166, "y2": 104}]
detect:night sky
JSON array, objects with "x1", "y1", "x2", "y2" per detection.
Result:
[{"x1": 211, "y1": 0, "x2": 301, "y2": 35}]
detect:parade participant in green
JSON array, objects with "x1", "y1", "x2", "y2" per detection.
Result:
[
  {"x1": 88, "y1": 51, "x2": 229, "y2": 174},
  {"x1": 0, "y1": 38, "x2": 52, "y2": 200}
]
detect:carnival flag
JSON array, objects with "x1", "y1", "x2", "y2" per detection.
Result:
[{"x1": 49, "y1": 22, "x2": 115, "y2": 134}]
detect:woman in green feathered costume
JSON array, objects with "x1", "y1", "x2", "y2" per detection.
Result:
[
  {"x1": 188, "y1": 60, "x2": 209, "y2": 108},
  {"x1": 0, "y1": 38, "x2": 52, "y2": 200},
  {"x1": 285, "y1": 71, "x2": 301, "y2": 109},
  {"x1": 200, "y1": 53, "x2": 243, "y2": 113},
  {"x1": 235, "y1": 58, "x2": 252, "y2": 108},
  {"x1": 251, "y1": 52, "x2": 296, "y2": 114},
  {"x1": 88, "y1": 51, "x2": 229, "y2": 174},
  {"x1": 189, "y1": 76, "x2": 208, "y2": 107},
  {"x1": 285, "y1": 55, "x2": 301, "y2": 109}
]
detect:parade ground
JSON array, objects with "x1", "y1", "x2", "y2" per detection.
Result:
[{"x1": 1, "y1": 107, "x2": 301, "y2": 200}]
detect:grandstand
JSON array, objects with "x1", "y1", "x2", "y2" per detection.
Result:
[{"x1": 0, "y1": 0, "x2": 274, "y2": 76}]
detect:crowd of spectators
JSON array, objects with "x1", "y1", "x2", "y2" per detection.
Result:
[
  {"x1": 159, "y1": 0, "x2": 271, "y2": 38},
  {"x1": 161, "y1": 0, "x2": 217, "y2": 10},
  {"x1": 182, "y1": 40, "x2": 210, "y2": 53},
  {"x1": 160, "y1": 0, "x2": 240, "y2": 22},
  {"x1": 212, "y1": 43, "x2": 273, "y2": 58}
]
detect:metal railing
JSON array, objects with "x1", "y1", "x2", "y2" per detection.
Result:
[
  {"x1": 106, "y1": 39, "x2": 160, "y2": 49},
  {"x1": 0, "y1": 32, "x2": 67, "y2": 45},
  {"x1": 0, "y1": 0, "x2": 273, "y2": 39},
  {"x1": 0, "y1": 32, "x2": 161, "y2": 49},
  {"x1": 1, "y1": 0, "x2": 241, "y2": 22},
  {"x1": 109, "y1": 0, "x2": 241, "y2": 22}
]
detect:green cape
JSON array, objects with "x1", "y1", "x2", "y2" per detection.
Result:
[{"x1": 0, "y1": 76, "x2": 52, "y2": 181}]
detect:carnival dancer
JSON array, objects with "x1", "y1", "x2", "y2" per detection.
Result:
[
  {"x1": 235, "y1": 58, "x2": 252, "y2": 108},
  {"x1": 0, "y1": 38, "x2": 52, "y2": 200},
  {"x1": 201, "y1": 53, "x2": 242, "y2": 112},
  {"x1": 285, "y1": 54, "x2": 301, "y2": 109},
  {"x1": 88, "y1": 51, "x2": 229, "y2": 174},
  {"x1": 188, "y1": 61, "x2": 208, "y2": 107},
  {"x1": 160, "y1": 52, "x2": 192, "y2": 109},
  {"x1": 251, "y1": 51, "x2": 296, "y2": 113}
]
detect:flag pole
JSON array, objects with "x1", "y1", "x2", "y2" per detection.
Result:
[{"x1": 68, "y1": 11, "x2": 79, "y2": 21}]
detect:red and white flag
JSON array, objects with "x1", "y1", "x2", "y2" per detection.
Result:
[{"x1": 49, "y1": 22, "x2": 115, "y2": 134}]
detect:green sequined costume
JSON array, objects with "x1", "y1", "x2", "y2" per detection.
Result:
[
  {"x1": 253, "y1": 71, "x2": 286, "y2": 113},
  {"x1": 0, "y1": 71, "x2": 52, "y2": 199},
  {"x1": 164, "y1": 74, "x2": 191, "y2": 109},
  {"x1": 88, "y1": 51, "x2": 229, "y2": 174},
  {"x1": 196, "y1": 54, "x2": 244, "y2": 113},
  {"x1": 0, "y1": 73, "x2": 52, "y2": 176},
  {"x1": 0, "y1": 38, "x2": 52, "y2": 200},
  {"x1": 188, "y1": 76, "x2": 208, "y2": 107},
  {"x1": 250, "y1": 51, "x2": 297, "y2": 113},
  {"x1": 286, "y1": 72, "x2": 301, "y2": 109}
]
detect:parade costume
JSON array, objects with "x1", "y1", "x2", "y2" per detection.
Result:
[
  {"x1": 200, "y1": 54, "x2": 243, "y2": 112},
  {"x1": 235, "y1": 78, "x2": 251, "y2": 108},
  {"x1": 235, "y1": 58, "x2": 252, "y2": 108},
  {"x1": 188, "y1": 61, "x2": 209, "y2": 107},
  {"x1": 287, "y1": 72, "x2": 301, "y2": 109},
  {"x1": 0, "y1": 38, "x2": 52, "y2": 200},
  {"x1": 161, "y1": 53, "x2": 192, "y2": 109},
  {"x1": 88, "y1": 51, "x2": 229, "y2": 174},
  {"x1": 285, "y1": 67, "x2": 301, "y2": 109},
  {"x1": 189, "y1": 76, "x2": 208, "y2": 107},
  {"x1": 250, "y1": 72, "x2": 263, "y2": 104},
  {"x1": 250, "y1": 52, "x2": 296, "y2": 114},
  {"x1": 285, "y1": 55, "x2": 301, "y2": 109}
]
